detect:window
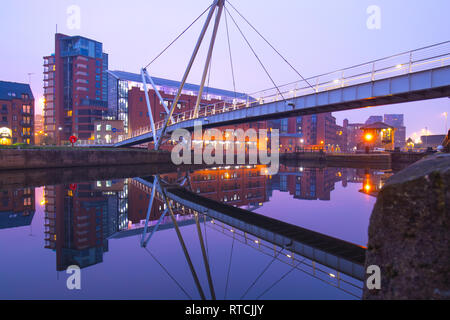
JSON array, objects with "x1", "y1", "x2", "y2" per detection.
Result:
[
  {"x1": 106, "y1": 124, "x2": 112, "y2": 131},
  {"x1": 96, "y1": 124, "x2": 102, "y2": 131},
  {"x1": 281, "y1": 119, "x2": 288, "y2": 133}
]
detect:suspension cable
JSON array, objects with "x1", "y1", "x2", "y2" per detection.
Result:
[
  {"x1": 225, "y1": 6, "x2": 285, "y2": 100},
  {"x1": 144, "y1": 247, "x2": 193, "y2": 299},
  {"x1": 224, "y1": 234, "x2": 235, "y2": 300},
  {"x1": 226, "y1": 0, "x2": 315, "y2": 91},
  {"x1": 240, "y1": 247, "x2": 284, "y2": 300},
  {"x1": 144, "y1": 3, "x2": 213, "y2": 69},
  {"x1": 255, "y1": 258, "x2": 306, "y2": 300},
  {"x1": 224, "y1": 8, "x2": 237, "y2": 100}
]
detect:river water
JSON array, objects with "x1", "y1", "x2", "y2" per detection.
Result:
[{"x1": 0, "y1": 164, "x2": 393, "y2": 300}]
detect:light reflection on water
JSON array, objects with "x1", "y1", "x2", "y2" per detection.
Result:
[{"x1": 0, "y1": 164, "x2": 392, "y2": 300}]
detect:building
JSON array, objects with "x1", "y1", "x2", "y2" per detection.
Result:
[
  {"x1": 383, "y1": 114, "x2": 404, "y2": 127},
  {"x1": 361, "y1": 122, "x2": 396, "y2": 150},
  {"x1": 384, "y1": 114, "x2": 406, "y2": 149},
  {"x1": 365, "y1": 115, "x2": 383, "y2": 125},
  {"x1": 43, "y1": 34, "x2": 108, "y2": 145},
  {"x1": 106, "y1": 70, "x2": 251, "y2": 136},
  {"x1": 93, "y1": 119, "x2": 124, "y2": 144},
  {"x1": 343, "y1": 119, "x2": 365, "y2": 151},
  {"x1": 268, "y1": 113, "x2": 347, "y2": 153},
  {"x1": 418, "y1": 134, "x2": 446, "y2": 149},
  {"x1": 0, "y1": 80, "x2": 35, "y2": 145}
]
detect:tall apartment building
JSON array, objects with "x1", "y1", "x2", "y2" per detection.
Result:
[
  {"x1": 43, "y1": 34, "x2": 108, "y2": 144},
  {"x1": 0, "y1": 80, "x2": 34, "y2": 145}
]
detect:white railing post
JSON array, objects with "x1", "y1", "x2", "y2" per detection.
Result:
[
  {"x1": 408, "y1": 51, "x2": 413, "y2": 73},
  {"x1": 371, "y1": 62, "x2": 375, "y2": 81}
]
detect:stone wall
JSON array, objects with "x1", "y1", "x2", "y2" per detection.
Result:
[
  {"x1": 364, "y1": 153, "x2": 450, "y2": 299},
  {"x1": 0, "y1": 148, "x2": 171, "y2": 170}
]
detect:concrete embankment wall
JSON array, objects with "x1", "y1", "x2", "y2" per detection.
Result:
[
  {"x1": 280, "y1": 152, "x2": 392, "y2": 166},
  {"x1": 0, "y1": 148, "x2": 171, "y2": 170}
]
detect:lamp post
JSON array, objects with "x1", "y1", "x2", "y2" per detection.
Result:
[{"x1": 443, "y1": 112, "x2": 448, "y2": 133}]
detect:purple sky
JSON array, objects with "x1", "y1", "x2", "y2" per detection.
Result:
[{"x1": 1, "y1": 0, "x2": 448, "y2": 138}]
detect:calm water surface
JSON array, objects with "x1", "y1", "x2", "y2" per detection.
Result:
[{"x1": 0, "y1": 164, "x2": 392, "y2": 300}]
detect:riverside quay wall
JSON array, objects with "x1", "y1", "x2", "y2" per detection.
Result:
[{"x1": 0, "y1": 148, "x2": 171, "y2": 170}]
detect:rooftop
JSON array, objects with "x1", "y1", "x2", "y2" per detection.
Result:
[
  {"x1": 0, "y1": 80, "x2": 34, "y2": 101},
  {"x1": 107, "y1": 70, "x2": 250, "y2": 101},
  {"x1": 361, "y1": 122, "x2": 395, "y2": 130}
]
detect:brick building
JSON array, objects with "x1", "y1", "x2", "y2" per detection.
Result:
[
  {"x1": 43, "y1": 34, "x2": 108, "y2": 144},
  {"x1": 343, "y1": 119, "x2": 365, "y2": 151},
  {"x1": 0, "y1": 80, "x2": 34, "y2": 145},
  {"x1": 268, "y1": 113, "x2": 347, "y2": 153}
]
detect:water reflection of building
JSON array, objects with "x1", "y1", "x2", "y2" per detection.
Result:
[
  {"x1": 359, "y1": 170, "x2": 393, "y2": 197},
  {"x1": 127, "y1": 165, "x2": 269, "y2": 225},
  {"x1": 0, "y1": 188, "x2": 35, "y2": 229},
  {"x1": 270, "y1": 166, "x2": 343, "y2": 201},
  {"x1": 44, "y1": 180, "x2": 127, "y2": 271}
]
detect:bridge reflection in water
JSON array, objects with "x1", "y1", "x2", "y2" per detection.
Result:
[{"x1": 34, "y1": 164, "x2": 394, "y2": 299}]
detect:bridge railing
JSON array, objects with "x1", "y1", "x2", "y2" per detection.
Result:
[{"x1": 124, "y1": 41, "x2": 450, "y2": 141}]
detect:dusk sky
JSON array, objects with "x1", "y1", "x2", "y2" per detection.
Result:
[{"x1": 1, "y1": 0, "x2": 448, "y2": 138}]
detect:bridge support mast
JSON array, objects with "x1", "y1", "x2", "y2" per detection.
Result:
[{"x1": 155, "y1": 0, "x2": 224, "y2": 150}]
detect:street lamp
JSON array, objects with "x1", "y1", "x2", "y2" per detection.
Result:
[
  {"x1": 443, "y1": 112, "x2": 448, "y2": 133},
  {"x1": 364, "y1": 133, "x2": 374, "y2": 141}
]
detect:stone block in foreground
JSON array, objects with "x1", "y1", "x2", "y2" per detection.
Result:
[{"x1": 364, "y1": 153, "x2": 450, "y2": 299}]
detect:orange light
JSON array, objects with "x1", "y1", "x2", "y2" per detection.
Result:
[
  {"x1": 320, "y1": 140, "x2": 324, "y2": 144},
  {"x1": 364, "y1": 184, "x2": 371, "y2": 192},
  {"x1": 364, "y1": 133, "x2": 374, "y2": 141}
]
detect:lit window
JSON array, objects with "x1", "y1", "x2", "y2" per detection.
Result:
[
  {"x1": 106, "y1": 124, "x2": 111, "y2": 131},
  {"x1": 96, "y1": 124, "x2": 102, "y2": 131}
]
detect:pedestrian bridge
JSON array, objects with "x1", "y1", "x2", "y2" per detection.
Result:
[{"x1": 115, "y1": 41, "x2": 450, "y2": 148}]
